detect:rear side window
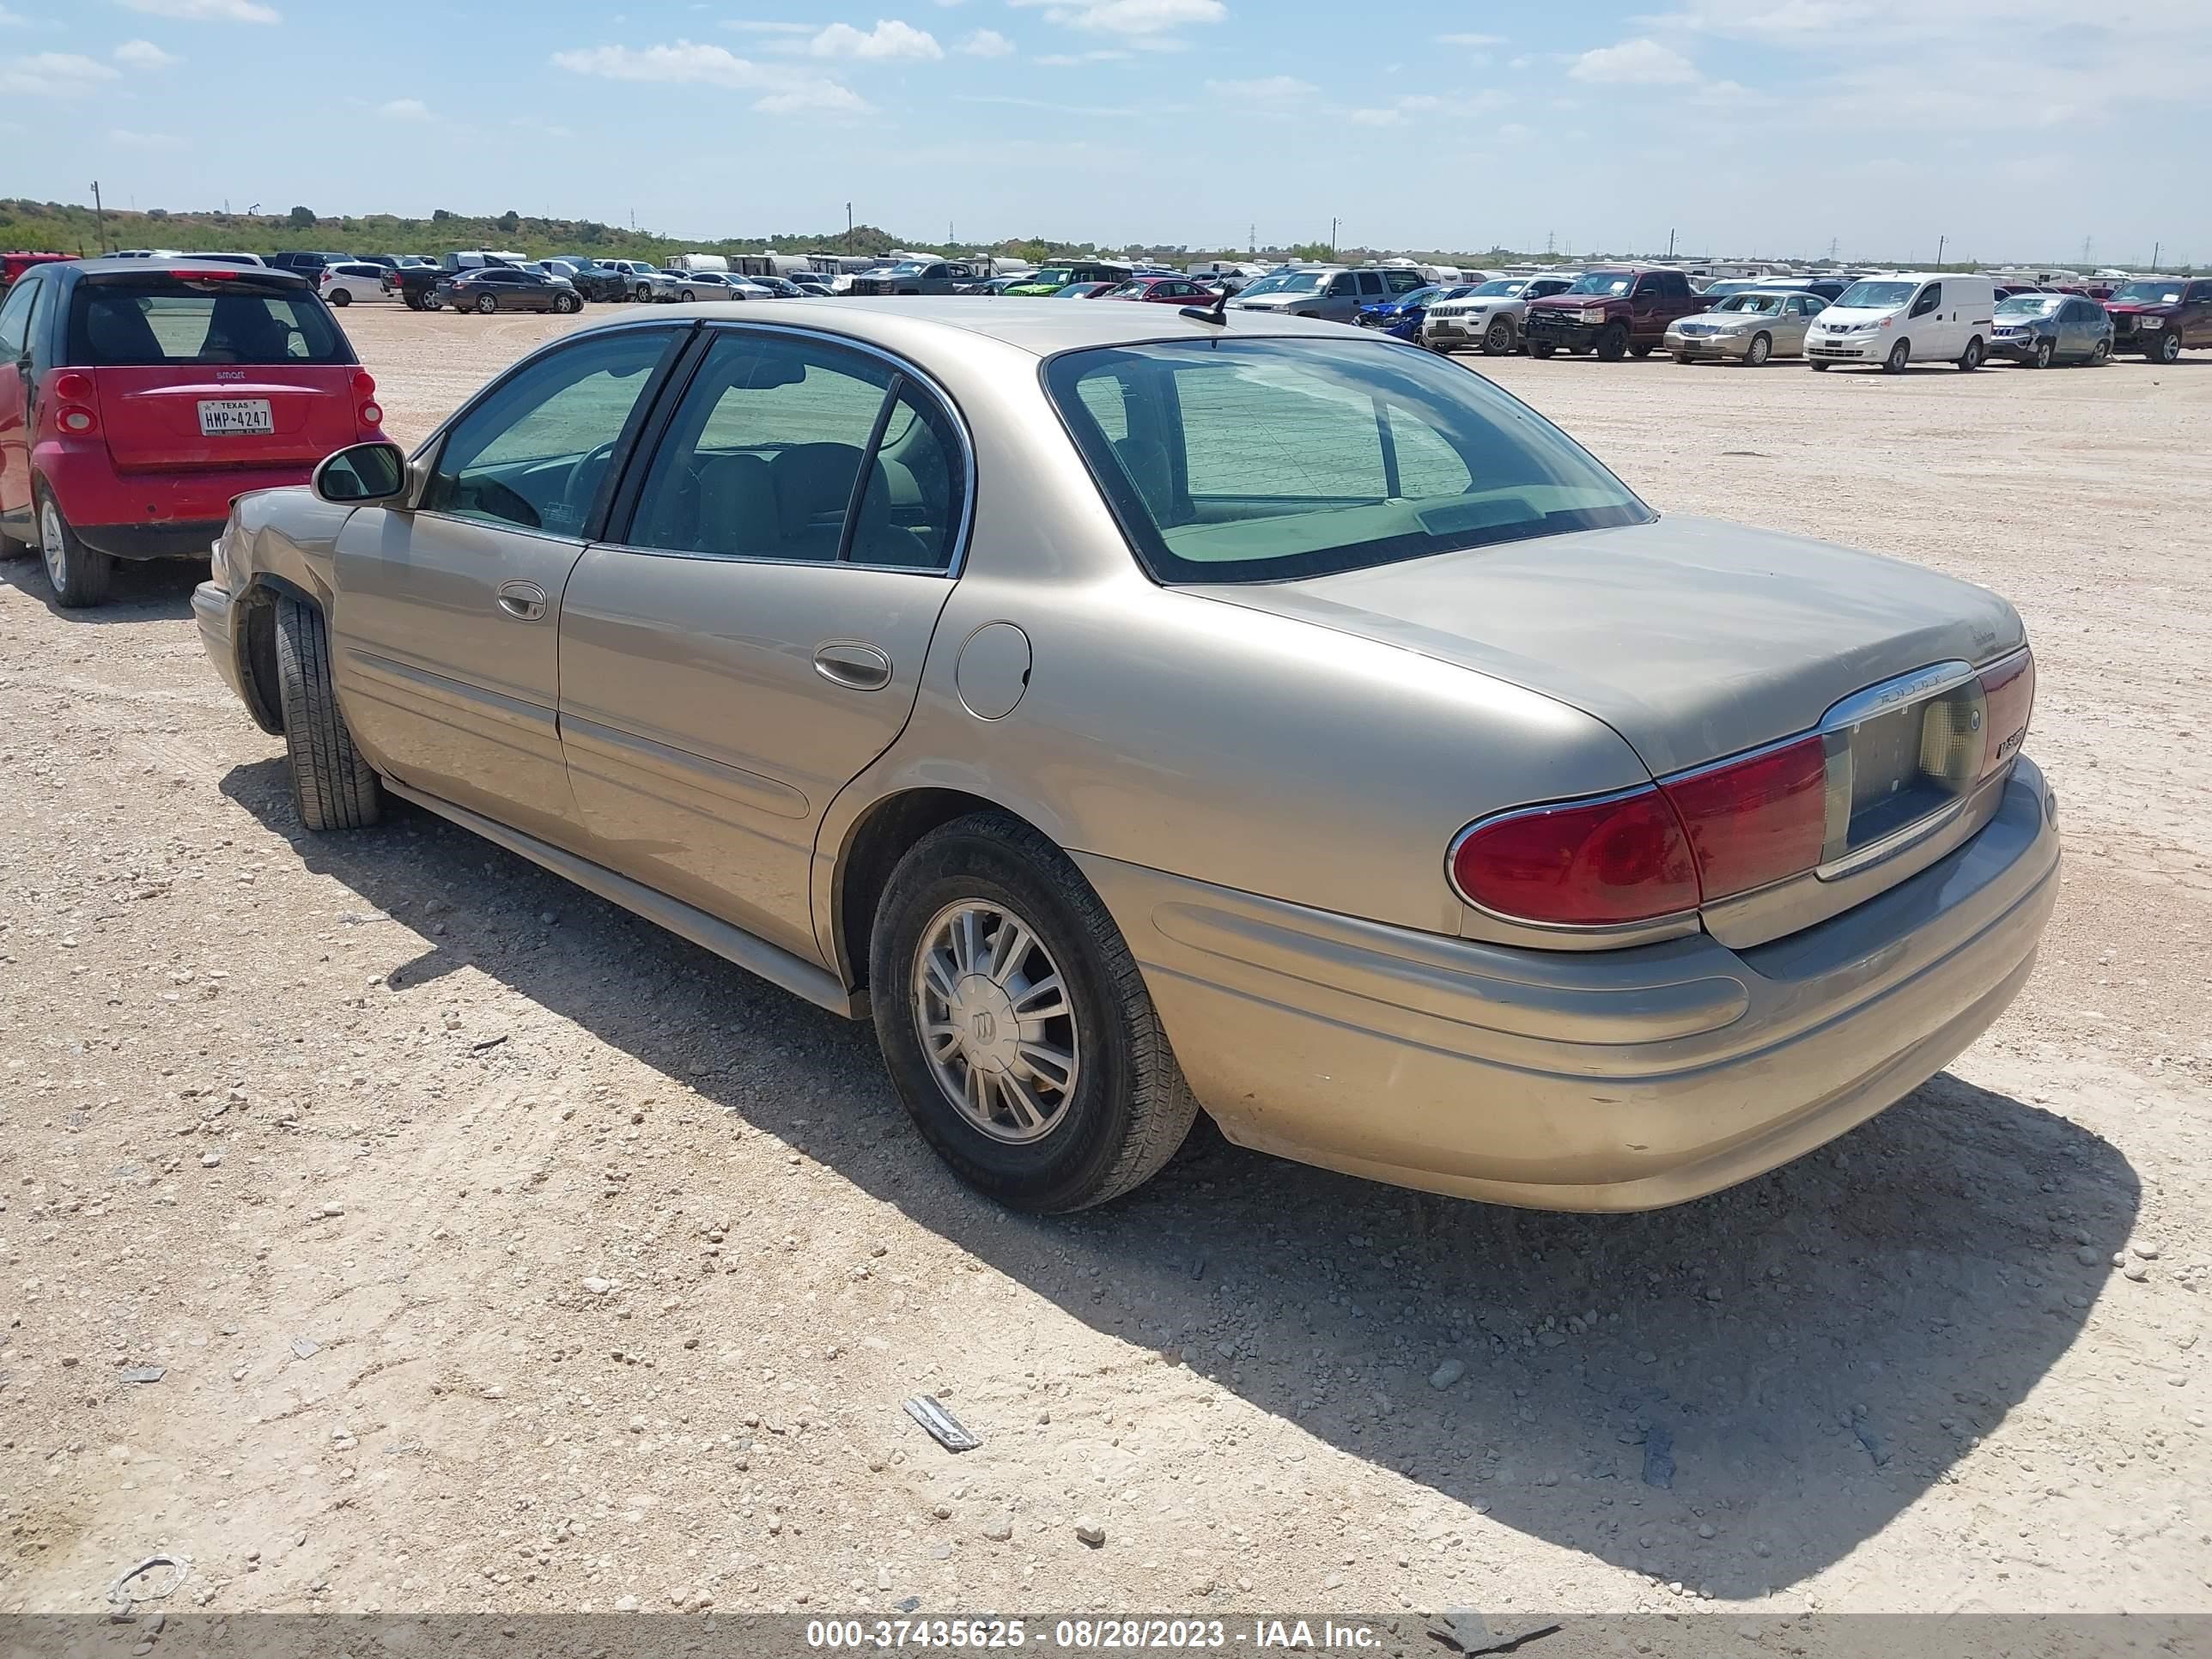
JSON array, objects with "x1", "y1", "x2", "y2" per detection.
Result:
[
  {"x1": 1046, "y1": 337, "x2": 1652, "y2": 585},
  {"x1": 68, "y1": 279, "x2": 352, "y2": 367}
]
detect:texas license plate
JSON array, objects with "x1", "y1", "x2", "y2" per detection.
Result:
[{"x1": 199, "y1": 398, "x2": 274, "y2": 436}]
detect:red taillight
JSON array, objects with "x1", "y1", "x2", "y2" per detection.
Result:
[
  {"x1": 58, "y1": 405, "x2": 99, "y2": 435},
  {"x1": 1660, "y1": 734, "x2": 1829, "y2": 902},
  {"x1": 1451, "y1": 788, "x2": 1698, "y2": 927},
  {"x1": 53, "y1": 371, "x2": 93, "y2": 400},
  {"x1": 1978, "y1": 649, "x2": 2034, "y2": 776},
  {"x1": 352, "y1": 371, "x2": 377, "y2": 397},
  {"x1": 358, "y1": 402, "x2": 383, "y2": 428}
]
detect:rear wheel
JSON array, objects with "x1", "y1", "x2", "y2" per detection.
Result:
[
  {"x1": 1957, "y1": 336, "x2": 1984, "y2": 371},
  {"x1": 273, "y1": 596, "x2": 383, "y2": 832},
  {"x1": 1482, "y1": 317, "x2": 1514, "y2": 355},
  {"x1": 35, "y1": 483, "x2": 112, "y2": 609},
  {"x1": 476, "y1": 292, "x2": 498, "y2": 314},
  {"x1": 328, "y1": 288, "x2": 351, "y2": 307},
  {"x1": 1595, "y1": 323, "x2": 1630, "y2": 361},
  {"x1": 869, "y1": 813, "x2": 1199, "y2": 1212},
  {"x1": 1746, "y1": 331, "x2": 1772, "y2": 367},
  {"x1": 1883, "y1": 338, "x2": 1911, "y2": 374},
  {"x1": 1528, "y1": 341, "x2": 1556, "y2": 359}
]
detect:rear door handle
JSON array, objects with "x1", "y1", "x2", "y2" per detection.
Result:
[
  {"x1": 814, "y1": 641, "x2": 892, "y2": 690},
  {"x1": 495, "y1": 580, "x2": 547, "y2": 622}
]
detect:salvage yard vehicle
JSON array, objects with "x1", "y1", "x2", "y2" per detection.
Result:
[
  {"x1": 1987, "y1": 292, "x2": 2113, "y2": 368},
  {"x1": 191, "y1": 301, "x2": 2056, "y2": 1215},
  {"x1": 1004, "y1": 262, "x2": 1132, "y2": 297},
  {"x1": 1805, "y1": 272, "x2": 1996, "y2": 373},
  {"x1": 0, "y1": 258, "x2": 386, "y2": 607},
  {"x1": 1423, "y1": 274, "x2": 1578, "y2": 356},
  {"x1": 2103, "y1": 276, "x2": 2212, "y2": 363},
  {"x1": 1103, "y1": 276, "x2": 1218, "y2": 306},
  {"x1": 1663, "y1": 289, "x2": 1827, "y2": 365},
  {"x1": 849, "y1": 259, "x2": 988, "y2": 297},
  {"x1": 434, "y1": 265, "x2": 582, "y2": 315},
  {"x1": 319, "y1": 261, "x2": 401, "y2": 307},
  {"x1": 1522, "y1": 267, "x2": 1705, "y2": 360}
]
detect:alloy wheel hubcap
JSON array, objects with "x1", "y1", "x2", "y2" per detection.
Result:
[{"x1": 914, "y1": 900, "x2": 1079, "y2": 1144}]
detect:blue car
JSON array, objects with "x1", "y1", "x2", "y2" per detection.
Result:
[{"x1": 1354, "y1": 283, "x2": 1479, "y2": 342}]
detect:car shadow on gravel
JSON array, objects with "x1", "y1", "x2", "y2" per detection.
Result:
[
  {"x1": 221, "y1": 758, "x2": 2139, "y2": 1599},
  {"x1": 0, "y1": 552, "x2": 201, "y2": 620}
]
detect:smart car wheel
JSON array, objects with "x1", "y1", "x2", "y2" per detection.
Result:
[
  {"x1": 870, "y1": 812, "x2": 1199, "y2": 1212},
  {"x1": 1883, "y1": 339, "x2": 1911, "y2": 374},
  {"x1": 1482, "y1": 318, "x2": 1514, "y2": 355},
  {"x1": 34, "y1": 483, "x2": 112, "y2": 609},
  {"x1": 273, "y1": 596, "x2": 383, "y2": 833},
  {"x1": 2030, "y1": 337, "x2": 2054, "y2": 369},
  {"x1": 1746, "y1": 331, "x2": 1771, "y2": 367}
]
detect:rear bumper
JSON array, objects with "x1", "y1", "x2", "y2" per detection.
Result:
[
  {"x1": 1079, "y1": 756, "x2": 2058, "y2": 1212},
  {"x1": 78, "y1": 520, "x2": 226, "y2": 561},
  {"x1": 36, "y1": 438, "x2": 318, "y2": 554}
]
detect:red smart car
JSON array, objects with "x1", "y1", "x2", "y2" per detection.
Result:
[{"x1": 0, "y1": 258, "x2": 385, "y2": 606}]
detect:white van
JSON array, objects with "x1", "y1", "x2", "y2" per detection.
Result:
[{"x1": 1805, "y1": 271, "x2": 1997, "y2": 373}]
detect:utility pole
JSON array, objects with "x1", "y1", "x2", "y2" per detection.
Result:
[
  {"x1": 846, "y1": 202, "x2": 854, "y2": 252},
  {"x1": 1666, "y1": 227, "x2": 1675, "y2": 258},
  {"x1": 1328, "y1": 216, "x2": 1338, "y2": 258},
  {"x1": 1936, "y1": 233, "x2": 1947, "y2": 266},
  {"x1": 2081, "y1": 234, "x2": 2093, "y2": 266},
  {"x1": 2151, "y1": 240, "x2": 2160, "y2": 270},
  {"x1": 1828, "y1": 236, "x2": 1838, "y2": 262},
  {"x1": 1545, "y1": 228, "x2": 1554, "y2": 256},
  {"x1": 91, "y1": 181, "x2": 109, "y2": 255},
  {"x1": 1248, "y1": 222, "x2": 1255, "y2": 255}
]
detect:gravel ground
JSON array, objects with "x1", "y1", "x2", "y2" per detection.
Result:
[{"x1": 3, "y1": 304, "x2": 2208, "y2": 1621}]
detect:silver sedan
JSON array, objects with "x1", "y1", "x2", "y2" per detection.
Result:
[
  {"x1": 192, "y1": 301, "x2": 2056, "y2": 1214},
  {"x1": 1664, "y1": 288, "x2": 1829, "y2": 363}
]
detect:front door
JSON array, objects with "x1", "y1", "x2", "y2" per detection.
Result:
[
  {"x1": 557, "y1": 325, "x2": 969, "y2": 961},
  {"x1": 0, "y1": 275, "x2": 43, "y2": 527},
  {"x1": 330, "y1": 323, "x2": 686, "y2": 845}
]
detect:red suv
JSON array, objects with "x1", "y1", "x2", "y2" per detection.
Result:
[
  {"x1": 0, "y1": 258, "x2": 384, "y2": 606},
  {"x1": 2104, "y1": 276, "x2": 2212, "y2": 364}
]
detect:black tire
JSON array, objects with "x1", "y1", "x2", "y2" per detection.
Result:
[
  {"x1": 402, "y1": 291, "x2": 425, "y2": 312},
  {"x1": 328, "y1": 288, "x2": 351, "y2": 307},
  {"x1": 1629, "y1": 342, "x2": 1656, "y2": 358},
  {"x1": 1746, "y1": 331, "x2": 1772, "y2": 367},
  {"x1": 554, "y1": 292, "x2": 580, "y2": 314},
  {"x1": 2029, "y1": 337, "x2": 2053, "y2": 369},
  {"x1": 1528, "y1": 341, "x2": 1556, "y2": 359},
  {"x1": 1883, "y1": 338, "x2": 1911, "y2": 374},
  {"x1": 33, "y1": 483, "x2": 112, "y2": 609},
  {"x1": 2149, "y1": 331, "x2": 2182, "y2": 364},
  {"x1": 1809, "y1": 359, "x2": 1831, "y2": 371},
  {"x1": 476, "y1": 292, "x2": 498, "y2": 314},
  {"x1": 635, "y1": 284, "x2": 653, "y2": 303},
  {"x1": 2088, "y1": 339, "x2": 2110, "y2": 366},
  {"x1": 1674, "y1": 353, "x2": 1694, "y2": 364},
  {"x1": 1595, "y1": 323, "x2": 1630, "y2": 362},
  {"x1": 273, "y1": 596, "x2": 383, "y2": 832},
  {"x1": 1481, "y1": 317, "x2": 1515, "y2": 356},
  {"x1": 869, "y1": 813, "x2": 1200, "y2": 1212},
  {"x1": 1958, "y1": 336, "x2": 1984, "y2": 371}
]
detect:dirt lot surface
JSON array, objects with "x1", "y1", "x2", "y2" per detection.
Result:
[{"x1": 4, "y1": 305, "x2": 2209, "y2": 1622}]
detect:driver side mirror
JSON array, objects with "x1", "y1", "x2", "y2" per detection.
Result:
[{"x1": 313, "y1": 441, "x2": 410, "y2": 506}]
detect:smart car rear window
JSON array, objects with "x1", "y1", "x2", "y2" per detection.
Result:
[{"x1": 70, "y1": 279, "x2": 351, "y2": 367}]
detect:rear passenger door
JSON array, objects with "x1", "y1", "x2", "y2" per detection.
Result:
[{"x1": 556, "y1": 325, "x2": 969, "y2": 961}]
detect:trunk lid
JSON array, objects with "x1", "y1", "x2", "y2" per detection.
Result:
[
  {"x1": 1186, "y1": 515, "x2": 2025, "y2": 777},
  {"x1": 92, "y1": 366, "x2": 361, "y2": 473}
]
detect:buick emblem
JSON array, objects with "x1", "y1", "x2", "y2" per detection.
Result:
[{"x1": 969, "y1": 1011, "x2": 998, "y2": 1043}]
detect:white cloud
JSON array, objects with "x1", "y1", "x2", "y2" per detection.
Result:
[
  {"x1": 1036, "y1": 47, "x2": 1129, "y2": 63},
  {"x1": 0, "y1": 51, "x2": 122, "y2": 94},
  {"x1": 108, "y1": 126, "x2": 180, "y2": 148},
  {"x1": 550, "y1": 40, "x2": 866, "y2": 111},
  {"x1": 956, "y1": 26, "x2": 1012, "y2": 54},
  {"x1": 1009, "y1": 0, "x2": 1224, "y2": 38},
  {"x1": 1568, "y1": 37, "x2": 1699, "y2": 83},
  {"x1": 1435, "y1": 31, "x2": 1503, "y2": 46},
  {"x1": 113, "y1": 36, "x2": 178, "y2": 64},
  {"x1": 1206, "y1": 74, "x2": 1314, "y2": 100},
  {"x1": 378, "y1": 96, "x2": 433, "y2": 119},
  {"x1": 0, "y1": 5, "x2": 28, "y2": 24},
  {"x1": 116, "y1": 0, "x2": 280, "y2": 21},
  {"x1": 801, "y1": 18, "x2": 941, "y2": 58}
]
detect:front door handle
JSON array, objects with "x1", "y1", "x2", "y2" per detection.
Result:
[
  {"x1": 495, "y1": 579, "x2": 547, "y2": 622},
  {"x1": 814, "y1": 641, "x2": 892, "y2": 690}
]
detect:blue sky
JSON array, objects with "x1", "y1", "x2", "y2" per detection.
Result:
[{"x1": 2, "y1": 0, "x2": 2203, "y2": 264}]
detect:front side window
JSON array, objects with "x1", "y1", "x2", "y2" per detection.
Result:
[
  {"x1": 1910, "y1": 283, "x2": 1942, "y2": 317},
  {"x1": 1046, "y1": 337, "x2": 1651, "y2": 586},
  {"x1": 627, "y1": 331, "x2": 966, "y2": 571},
  {"x1": 422, "y1": 327, "x2": 678, "y2": 535},
  {"x1": 68, "y1": 277, "x2": 352, "y2": 367},
  {"x1": 0, "y1": 277, "x2": 38, "y2": 359}
]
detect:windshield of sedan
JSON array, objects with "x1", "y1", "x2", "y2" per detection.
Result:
[
  {"x1": 1835, "y1": 280, "x2": 1917, "y2": 309},
  {"x1": 1997, "y1": 295, "x2": 2063, "y2": 316},
  {"x1": 2110, "y1": 281, "x2": 2184, "y2": 304},
  {"x1": 1239, "y1": 270, "x2": 1328, "y2": 296},
  {"x1": 1714, "y1": 292, "x2": 1786, "y2": 314},
  {"x1": 1046, "y1": 337, "x2": 1652, "y2": 585},
  {"x1": 1469, "y1": 279, "x2": 1522, "y2": 296},
  {"x1": 1563, "y1": 270, "x2": 1634, "y2": 296}
]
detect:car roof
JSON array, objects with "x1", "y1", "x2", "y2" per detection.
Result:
[
  {"x1": 59, "y1": 257, "x2": 312, "y2": 288},
  {"x1": 566, "y1": 295, "x2": 1354, "y2": 358}
]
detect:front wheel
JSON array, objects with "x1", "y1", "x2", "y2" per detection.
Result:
[
  {"x1": 635, "y1": 284, "x2": 653, "y2": 303},
  {"x1": 1810, "y1": 359, "x2": 1831, "y2": 371},
  {"x1": 1674, "y1": 353, "x2": 1694, "y2": 364},
  {"x1": 1883, "y1": 339, "x2": 1911, "y2": 374},
  {"x1": 2088, "y1": 338, "x2": 2110, "y2": 365},
  {"x1": 1957, "y1": 336, "x2": 1984, "y2": 371},
  {"x1": 1528, "y1": 341, "x2": 1556, "y2": 359},
  {"x1": 35, "y1": 483, "x2": 112, "y2": 609},
  {"x1": 274, "y1": 597, "x2": 383, "y2": 832},
  {"x1": 2029, "y1": 337, "x2": 2054, "y2": 368},
  {"x1": 1595, "y1": 323, "x2": 1630, "y2": 362},
  {"x1": 869, "y1": 814, "x2": 1199, "y2": 1213},
  {"x1": 1481, "y1": 318, "x2": 1514, "y2": 356},
  {"x1": 1746, "y1": 331, "x2": 1772, "y2": 367},
  {"x1": 554, "y1": 292, "x2": 580, "y2": 313},
  {"x1": 2149, "y1": 331, "x2": 2182, "y2": 364}
]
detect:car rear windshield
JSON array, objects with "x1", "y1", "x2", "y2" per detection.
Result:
[
  {"x1": 70, "y1": 277, "x2": 352, "y2": 367},
  {"x1": 1044, "y1": 337, "x2": 1652, "y2": 585}
]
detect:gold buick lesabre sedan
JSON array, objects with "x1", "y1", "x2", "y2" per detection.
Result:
[{"x1": 194, "y1": 300, "x2": 2057, "y2": 1213}]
